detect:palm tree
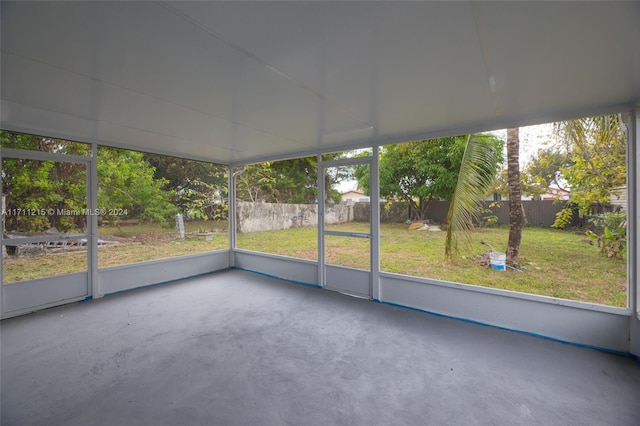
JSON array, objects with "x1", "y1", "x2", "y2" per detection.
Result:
[
  {"x1": 506, "y1": 128, "x2": 524, "y2": 261},
  {"x1": 445, "y1": 134, "x2": 503, "y2": 257}
]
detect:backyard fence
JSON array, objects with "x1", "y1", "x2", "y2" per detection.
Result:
[
  {"x1": 237, "y1": 199, "x2": 578, "y2": 232},
  {"x1": 236, "y1": 201, "x2": 354, "y2": 233},
  {"x1": 355, "y1": 200, "x2": 578, "y2": 227}
]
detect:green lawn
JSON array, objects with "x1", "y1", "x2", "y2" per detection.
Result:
[
  {"x1": 3, "y1": 236, "x2": 229, "y2": 282},
  {"x1": 3, "y1": 220, "x2": 229, "y2": 282},
  {"x1": 3, "y1": 222, "x2": 627, "y2": 308},
  {"x1": 237, "y1": 223, "x2": 627, "y2": 308}
]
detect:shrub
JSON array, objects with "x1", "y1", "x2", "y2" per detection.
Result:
[
  {"x1": 552, "y1": 206, "x2": 575, "y2": 229},
  {"x1": 585, "y1": 212, "x2": 627, "y2": 259}
]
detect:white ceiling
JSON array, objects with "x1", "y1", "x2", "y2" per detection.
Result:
[{"x1": 1, "y1": 1, "x2": 639, "y2": 165}]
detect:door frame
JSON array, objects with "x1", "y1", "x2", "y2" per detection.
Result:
[
  {"x1": 0, "y1": 146, "x2": 97, "y2": 318},
  {"x1": 318, "y1": 150, "x2": 380, "y2": 300}
]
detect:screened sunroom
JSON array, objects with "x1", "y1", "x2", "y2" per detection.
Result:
[{"x1": 1, "y1": 2, "x2": 639, "y2": 424}]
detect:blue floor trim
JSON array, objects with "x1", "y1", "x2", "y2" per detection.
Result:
[
  {"x1": 238, "y1": 268, "x2": 636, "y2": 359},
  {"x1": 380, "y1": 300, "x2": 635, "y2": 359}
]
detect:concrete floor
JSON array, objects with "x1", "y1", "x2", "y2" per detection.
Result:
[{"x1": 1, "y1": 269, "x2": 639, "y2": 426}]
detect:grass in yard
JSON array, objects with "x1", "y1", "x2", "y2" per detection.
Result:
[
  {"x1": 237, "y1": 223, "x2": 627, "y2": 308},
  {"x1": 95, "y1": 219, "x2": 228, "y2": 268},
  {"x1": 97, "y1": 219, "x2": 228, "y2": 239},
  {"x1": 3, "y1": 237, "x2": 229, "y2": 283},
  {"x1": 325, "y1": 234, "x2": 370, "y2": 269},
  {"x1": 3, "y1": 251, "x2": 88, "y2": 282},
  {"x1": 3, "y1": 221, "x2": 627, "y2": 308},
  {"x1": 3, "y1": 220, "x2": 229, "y2": 283},
  {"x1": 237, "y1": 226, "x2": 319, "y2": 260},
  {"x1": 378, "y1": 224, "x2": 627, "y2": 307},
  {"x1": 96, "y1": 238, "x2": 228, "y2": 267}
]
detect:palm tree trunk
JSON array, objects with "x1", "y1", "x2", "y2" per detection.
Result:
[{"x1": 507, "y1": 128, "x2": 523, "y2": 260}]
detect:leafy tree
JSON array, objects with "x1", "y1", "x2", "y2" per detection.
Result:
[
  {"x1": 144, "y1": 154, "x2": 228, "y2": 219},
  {"x1": 358, "y1": 135, "x2": 503, "y2": 221},
  {"x1": 492, "y1": 147, "x2": 567, "y2": 201},
  {"x1": 323, "y1": 161, "x2": 355, "y2": 204},
  {"x1": 554, "y1": 114, "x2": 627, "y2": 216},
  {"x1": 522, "y1": 148, "x2": 570, "y2": 198},
  {"x1": 1, "y1": 131, "x2": 178, "y2": 231},
  {"x1": 271, "y1": 157, "x2": 318, "y2": 203},
  {"x1": 235, "y1": 162, "x2": 278, "y2": 203},
  {"x1": 0, "y1": 131, "x2": 88, "y2": 155},
  {"x1": 235, "y1": 155, "x2": 344, "y2": 204},
  {"x1": 1, "y1": 132, "x2": 88, "y2": 232},
  {"x1": 97, "y1": 147, "x2": 177, "y2": 223}
]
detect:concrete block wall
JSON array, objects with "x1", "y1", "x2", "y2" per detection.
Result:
[{"x1": 236, "y1": 201, "x2": 354, "y2": 233}]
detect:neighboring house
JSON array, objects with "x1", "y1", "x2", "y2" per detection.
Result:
[
  {"x1": 341, "y1": 190, "x2": 369, "y2": 202},
  {"x1": 538, "y1": 187, "x2": 570, "y2": 201},
  {"x1": 610, "y1": 186, "x2": 627, "y2": 212},
  {"x1": 340, "y1": 190, "x2": 388, "y2": 203}
]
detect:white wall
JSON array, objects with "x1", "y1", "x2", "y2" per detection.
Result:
[{"x1": 236, "y1": 201, "x2": 354, "y2": 233}]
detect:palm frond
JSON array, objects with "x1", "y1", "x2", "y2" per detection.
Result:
[{"x1": 445, "y1": 134, "x2": 500, "y2": 258}]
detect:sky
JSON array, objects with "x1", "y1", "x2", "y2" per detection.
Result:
[{"x1": 489, "y1": 123, "x2": 556, "y2": 168}]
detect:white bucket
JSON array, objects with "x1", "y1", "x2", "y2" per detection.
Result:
[{"x1": 489, "y1": 251, "x2": 506, "y2": 271}]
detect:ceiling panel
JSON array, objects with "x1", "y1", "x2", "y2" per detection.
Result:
[
  {"x1": 167, "y1": 1, "x2": 495, "y2": 142},
  {"x1": 472, "y1": 2, "x2": 640, "y2": 122},
  {"x1": 1, "y1": 1, "x2": 639, "y2": 165}
]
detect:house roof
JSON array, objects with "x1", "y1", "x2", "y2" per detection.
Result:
[
  {"x1": 1, "y1": 1, "x2": 639, "y2": 165},
  {"x1": 342, "y1": 190, "x2": 366, "y2": 197}
]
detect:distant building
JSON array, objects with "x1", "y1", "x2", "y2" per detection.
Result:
[
  {"x1": 610, "y1": 186, "x2": 627, "y2": 212},
  {"x1": 538, "y1": 187, "x2": 570, "y2": 201},
  {"x1": 341, "y1": 190, "x2": 369, "y2": 202}
]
